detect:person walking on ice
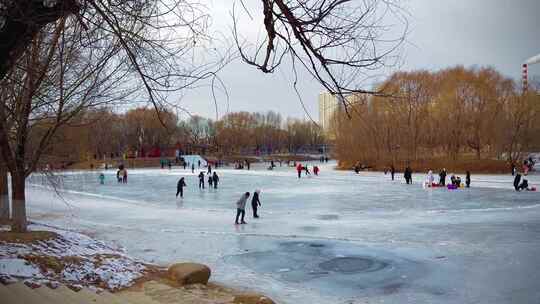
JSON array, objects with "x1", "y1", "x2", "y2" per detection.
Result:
[
  {"x1": 235, "y1": 192, "x2": 250, "y2": 224},
  {"x1": 208, "y1": 174, "x2": 213, "y2": 188},
  {"x1": 176, "y1": 177, "x2": 187, "y2": 198},
  {"x1": 198, "y1": 172, "x2": 205, "y2": 189},
  {"x1": 99, "y1": 173, "x2": 105, "y2": 185},
  {"x1": 212, "y1": 172, "x2": 219, "y2": 189},
  {"x1": 191, "y1": 163, "x2": 195, "y2": 173},
  {"x1": 251, "y1": 190, "x2": 262, "y2": 218}
]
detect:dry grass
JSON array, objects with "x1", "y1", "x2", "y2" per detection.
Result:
[{"x1": 0, "y1": 230, "x2": 58, "y2": 244}]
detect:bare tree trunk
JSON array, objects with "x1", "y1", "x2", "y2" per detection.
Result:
[
  {"x1": 11, "y1": 173, "x2": 27, "y2": 232},
  {"x1": 0, "y1": 162, "x2": 9, "y2": 223}
]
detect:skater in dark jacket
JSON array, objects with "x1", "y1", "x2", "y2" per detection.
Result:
[
  {"x1": 465, "y1": 171, "x2": 471, "y2": 188},
  {"x1": 198, "y1": 172, "x2": 205, "y2": 189},
  {"x1": 514, "y1": 173, "x2": 522, "y2": 191},
  {"x1": 251, "y1": 190, "x2": 261, "y2": 218},
  {"x1": 390, "y1": 165, "x2": 395, "y2": 181},
  {"x1": 208, "y1": 174, "x2": 213, "y2": 187},
  {"x1": 176, "y1": 177, "x2": 187, "y2": 198},
  {"x1": 212, "y1": 172, "x2": 219, "y2": 189},
  {"x1": 404, "y1": 166, "x2": 412, "y2": 184}
]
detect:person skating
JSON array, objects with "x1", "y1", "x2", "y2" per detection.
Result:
[
  {"x1": 198, "y1": 160, "x2": 201, "y2": 168},
  {"x1": 519, "y1": 178, "x2": 529, "y2": 191},
  {"x1": 212, "y1": 172, "x2": 219, "y2": 189},
  {"x1": 404, "y1": 166, "x2": 412, "y2": 184},
  {"x1": 390, "y1": 165, "x2": 395, "y2": 181},
  {"x1": 198, "y1": 172, "x2": 205, "y2": 189},
  {"x1": 251, "y1": 190, "x2": 261, "y2": 218},
  {"x1": 511, "y1": 163, "x2": 516, "y2": 176},
  {"x1": 235, "y1": 192, "x2": 250, "y2": 224},
  {"x1": 303, "y1": 166, "x2": 311, "y2": 175},
  {"x1": 313, "y1": 166, "x2": 320, "y2": 176},
  {"x1": 466, "y1": 171, "x2": 471, "y2": 188},
  {"x1": 191, "y1": 163, "x2": 195, "y2": 174},
  {"x1": 176, "y1": 177, "x2": 187, "y2": 198},
  {"x1": 183, "y1": 161, "x2": 187, "y2": 170},
  {"x1": 122, "y1": 168, "x2": 128, "y2": 183},
  {"x1": 99, "y1": 173, "x2": 105, "y2": 185},
  {"x1": 514, "y1": 173, "x2": 522, "y2": 191},
  {"x1": 296, "y1": 163, "x2": 303, "y2": 178},
  {"x1": 208, "y1": 174, "x2": 213, "y2": 187},
  {"x1": 116, "y1": 169, "x2": 122, "y2": 183},
  {"x1": 208, "y1": 165, "x2": 212, "y2": 174}
]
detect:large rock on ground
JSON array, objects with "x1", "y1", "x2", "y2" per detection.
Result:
[
  {"x1": 167, "y1": 263, "x2": 211, "y2": 285},
  {"x1": 233, "y1": 293, "x2": 275, "y2": 304}
]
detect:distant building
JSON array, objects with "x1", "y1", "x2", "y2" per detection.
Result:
[
  {"x1": 318, "y1": 92, "x2": 369, "y2": 139},
  {"x1": 318, "y1": 92, "x2": 343, "y2": 139}
]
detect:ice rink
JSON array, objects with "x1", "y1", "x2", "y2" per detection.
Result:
[{"x1": 26, "y1": 162, "x2": 540, "y2": 304}]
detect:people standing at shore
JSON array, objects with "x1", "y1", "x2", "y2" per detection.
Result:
[
  {"x1": 439, "y1": 168, "x2": 447, "y2": 186},
  {"x1": 466, "y1": 171, "x2": 471, "y2": 188},
  {"x1": 235, "y1": 192, "x2": 250, "y2": 224},
  {"x1": 212, "y1": 172, "x2": 219, "y2": 189},
  {"x1": 176, "y1": 177, "x2": 187, "y2": 198},
  {"x1": 251, "y1": 190, "x2": 261, "y2": 218}
]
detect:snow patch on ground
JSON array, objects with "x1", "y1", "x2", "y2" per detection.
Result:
[{"x1": 0, "y1": 223, "x2": 148, "y2": 290}]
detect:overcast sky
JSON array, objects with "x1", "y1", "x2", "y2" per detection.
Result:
[{"x1": 175, "y1": 0, "x2": 540, "y2": 121}]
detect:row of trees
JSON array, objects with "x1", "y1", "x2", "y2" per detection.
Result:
[
  {"x1": 49, "y1": 108, "x2": 326, "y2": 161},
  {"x1": 333, "y1": 66, "x2": 540, "y2": 166}
]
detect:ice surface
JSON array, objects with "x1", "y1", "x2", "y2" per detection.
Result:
[{"x1": 25, "y1": 162, "x2": 540, "y2": 303}]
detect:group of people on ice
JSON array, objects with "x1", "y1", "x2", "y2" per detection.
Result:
[
  {"x1": 234, "y1": 190, "x2": 262, "y2": 224},
  {"x1": 296, "y1": 163, "x2": 319, "y2": 178}
]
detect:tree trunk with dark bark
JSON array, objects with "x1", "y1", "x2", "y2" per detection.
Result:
[
  {"x1": 0, "y1": 163, "x2": 9, "y2": 223},
  {"x1": 11, "y1": 173, "x2": 26, "y2": 232}
]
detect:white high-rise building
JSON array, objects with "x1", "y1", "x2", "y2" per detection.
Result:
[{"x1": 318, "y1": 92, "x2": 342, "y2": 138}]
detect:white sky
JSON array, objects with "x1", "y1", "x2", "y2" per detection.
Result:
[{"x1": 174, "y1": 0, "x2": 540, "y2": 121}]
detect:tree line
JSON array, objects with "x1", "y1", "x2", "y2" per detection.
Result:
[
  {"x1": 46, "y1": 108, "x2": 326, "y2": 163},
  {"x1": 333, "y1": 66, "x2": 540, "y2": 169}
]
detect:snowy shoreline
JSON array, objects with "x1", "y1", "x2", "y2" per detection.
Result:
[{"x1": 0, "y1": 223, "x2": 151, "y2": 291}]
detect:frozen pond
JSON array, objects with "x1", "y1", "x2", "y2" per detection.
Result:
[{"x1": 26, "y1": 163, "x2": 540, "y2": 303}]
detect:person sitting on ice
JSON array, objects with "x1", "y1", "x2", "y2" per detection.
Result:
[{"x1": 455, "y1": 176, "x2": 461, "y2": 187}]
